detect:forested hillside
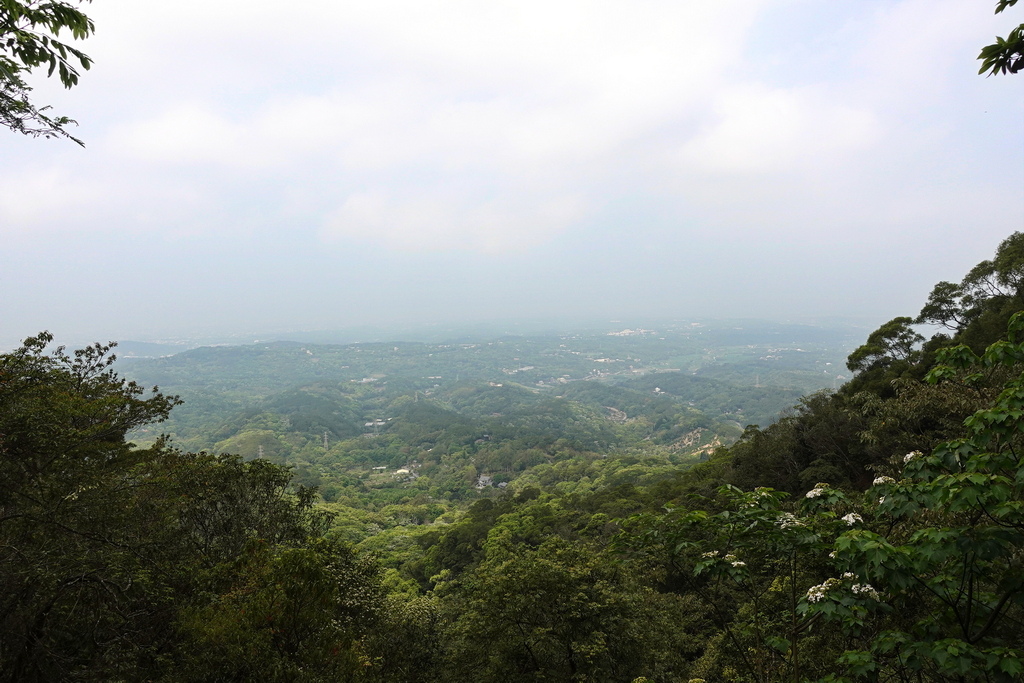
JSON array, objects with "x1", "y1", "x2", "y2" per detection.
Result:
[
  {"x1": 4, "y1": 0, "x2": 1022, "y2": 679},
  {"x1": 3, "y1": 233, "x2": 1023, "y2": 681},
  {"x1": 112, "y1": 320, "x2": 853, "y2": 535}
]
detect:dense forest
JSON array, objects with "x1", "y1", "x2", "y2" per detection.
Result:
[
  {"x1": 3, "y1": 232, "x2": 1023, "y2": 681},
  {"x1": 3, "y1": 2, "x2": 1023, "y2": 678},
  {"x1": 112, "y1": 317, "x2": 853, "y2": 517}
]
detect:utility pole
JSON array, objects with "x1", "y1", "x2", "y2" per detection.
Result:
[{"x1": 323, "y1": 431, "x2": 329, "y2": 450}]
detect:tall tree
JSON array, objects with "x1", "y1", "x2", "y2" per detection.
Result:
[
  {"x1": 0, "y1": 335, "x2": 385, "y2": 681},
  {"x1": 0, "y1": 333, "x2": 178, "y2": 680}
]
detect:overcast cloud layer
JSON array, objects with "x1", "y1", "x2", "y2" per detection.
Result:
[{"x1": 1, "y1": 0, "x2": 1021, "y2": 344}]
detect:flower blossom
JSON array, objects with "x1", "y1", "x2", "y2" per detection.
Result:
[
  {"x1": 872, "y1": 476, "x2": 895, "y2": 486},
  {"x1": 806, "y1": 578, "x2": 841, "y2": 603},
  {"x1": 743, "y1": 487, "x2": 775, "y2": 508},
  {"x1": 903, "y1": 450, "x2": 923, "y2": 464},
  {"x1": 805, "y1": 483, "x2": 829, "y2": 499},
  {"x1": 842, "y1": 513, "x2": 863, "y2": 526},
  {"x1": 776, "y1": 512, "x2": 803, "y2": 529},
  {"x1": 851, "y1": 583, "x2": 882, "y2": 601},
  {"x1": 720, "y1": 554, "x2": 745, "y2": 567},
  {"x1": 808, "y1": 575, "x2": 882, "y2": 605}
]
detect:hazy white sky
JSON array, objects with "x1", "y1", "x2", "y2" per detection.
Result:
[{"x1": 1, "y1": 0, "x2": 1021, "y2": 344}]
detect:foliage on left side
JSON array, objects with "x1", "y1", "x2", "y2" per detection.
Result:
[{"x1": 0, "y1": 333, "x2": 387, "y2": 681}]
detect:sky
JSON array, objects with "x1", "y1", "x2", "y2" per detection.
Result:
[{"x1": 1, "y1": 0, "x2": 1022, "y2": 346}]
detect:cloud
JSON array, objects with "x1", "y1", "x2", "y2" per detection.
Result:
[
  {"x1": 851, "y1": 0, "x2": 1002, "y2": 97},
  {"x1": 677, "y1": 84, "x2": 878, "y2": 174},
  {"x1": 0, "y1": 168, "x2": 85, "y2": 228},
  {"x1": 3, "y1": 0, "x2": 1022, "y2": 339},
  {"x1": 322, "y1": 191, "x2": 585, "y2": 253},
  {"x1": 86, "y1": 0, "x2": 771, "y2": 251},
  {"x1": 114, "y1": 104, "x2": 241, "y2": 166}
]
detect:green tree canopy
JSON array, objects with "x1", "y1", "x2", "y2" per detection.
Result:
[
  {"x1": 916, "y1": 233, "x2": 1024, "y2": 334},
  {"x1": 0, "y1": 335, "x2": 386, "y2": 681},
  {"x1": 846, "y1": 317, "x2": 924, "y2": 375}
]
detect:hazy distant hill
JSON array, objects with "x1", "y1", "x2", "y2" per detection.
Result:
[{"x1": 114, "y1": 321, "x2": 858, "y2": 502}]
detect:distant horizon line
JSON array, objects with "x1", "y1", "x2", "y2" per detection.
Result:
[{"x1": 3, "y1": 314, "x2": 884, "y2": 355}]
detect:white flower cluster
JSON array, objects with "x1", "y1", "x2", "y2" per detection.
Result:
[
  {"x1": 806, "y1": 578, "x2": 841, "y2": 603},
  {"x1": 723, "y1": 554, "x2": 746, "y2": 568},
  {"x1": 805, "y1": 483, "x2": 829, "y2": 499},
  {"x1": 841, "y1": 513, "x2": 863, "y2": 526},
  {"x1": 872, "y1": 476, "x2": 895, "y2": 486},
  {"x1": 903, "y1": 450, "x2": 923, "y2": 464},
  {"x1": 851, "y1": 583, "x2": 881, "y2": 601},
  {"x1": 807, "y1": 575, "x2": 882, "y2": 604},
  {"x1": 776, "y1": 512, "x2": 804, "y2": 529},
  {"x1": 701, "y1": 551, "x2": 745, "y2": 568},
  {"x1": 743, "y1": 487, "x2": 775, "y2": 508}
]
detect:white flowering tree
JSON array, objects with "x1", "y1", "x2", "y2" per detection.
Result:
[
  {"x1": 621, "y1": 482, "x2": 866, "y2": 681},
  {"x1": 622, "y1": 313, "x2": 1024, "y2": 682},
  {"x1": 809, "y1": 314, "x2": 1024, "y2": 681}
]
